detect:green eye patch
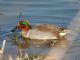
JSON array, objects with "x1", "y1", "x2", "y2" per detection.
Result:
[{"x1": 20, "y1": 21, "x2": 28, "y2": 26}]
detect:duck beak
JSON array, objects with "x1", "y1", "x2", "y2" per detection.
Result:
[{"x1": 11, "y1": 27, "x2": 18, "y2": 32}]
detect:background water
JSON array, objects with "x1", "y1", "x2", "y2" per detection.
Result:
[{"x1": 0, "y1": 0, "x2": 80, "y2": 60}]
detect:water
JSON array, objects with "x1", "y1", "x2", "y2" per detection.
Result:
[{"x1": 0, "y1": 0, "x2": 80, "y2": 60}]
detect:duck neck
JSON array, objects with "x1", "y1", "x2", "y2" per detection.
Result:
[{"x1": 21, "y1": 30, "x2": 29, "y2": 38}]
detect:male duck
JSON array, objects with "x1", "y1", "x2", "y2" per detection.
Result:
[{"x1": 15, "y1": 20, "x2": 68, "y2": 48}]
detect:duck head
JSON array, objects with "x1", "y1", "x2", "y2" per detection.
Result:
[{"x1": 16, "y1": 20, "x2": 32, "y2": 31}]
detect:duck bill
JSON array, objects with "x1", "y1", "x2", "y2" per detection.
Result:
[{"x1": 11, "y1": 27, "x2": 18, "y2": 32}]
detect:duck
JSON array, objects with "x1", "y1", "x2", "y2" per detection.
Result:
[
  {"x1": 13, "y1": 20, "x2": 69, "y2": 49},
  {"x1": 10, "y1": 20, "x2": 71, "y2": 60}
]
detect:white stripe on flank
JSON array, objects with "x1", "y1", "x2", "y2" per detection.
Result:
[{"x1": 26, "y1": 30, "x2": 30, "y2": 37}]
